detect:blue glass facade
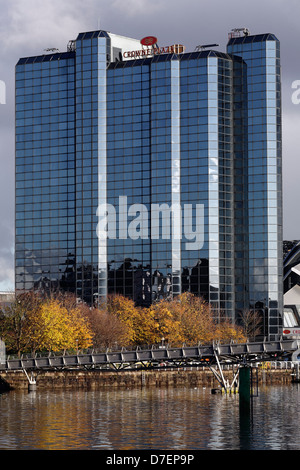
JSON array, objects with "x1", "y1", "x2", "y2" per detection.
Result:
[
  {"x1": 227, "y1": 33, "x2": 283, "y2": 339},
  {"x1": 15, "y1": 30, "x2": 283, "y2": 339},
  {"x1": 74, "y1": 32, "x2": 110, "y2": 304},
  {"x1": 15, "y1": 50, "x2": 76, "y2": 294}
]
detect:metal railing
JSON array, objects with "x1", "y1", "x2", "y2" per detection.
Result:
[{"x1": 0, "y1": 339, "x2": 298, "y2": 373}]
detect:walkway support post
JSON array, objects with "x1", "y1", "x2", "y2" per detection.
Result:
[
  {"x1": 23, "y1": 369, "x2": 37, "y2": 392},
  {"x1": 210, "y1": 342, "x2": 239, "y2": 393}
]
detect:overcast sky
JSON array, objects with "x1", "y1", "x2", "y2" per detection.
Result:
[{"x1": 0, "y1": 0, "x2": 299, "y2": 291}]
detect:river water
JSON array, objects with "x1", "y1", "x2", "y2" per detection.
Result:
[{"x1": 0, "y1": 384, "x2": 299, "y2": 451}]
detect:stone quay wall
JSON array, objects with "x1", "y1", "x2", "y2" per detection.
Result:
[{"x1": 0, "y1": 364, "x2": 294, "y2": 392}]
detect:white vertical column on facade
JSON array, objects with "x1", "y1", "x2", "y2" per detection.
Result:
[
  {"x1": 97, "y1": 37, "x2": 107, "y2": 298},
  {"x1": 0, "y1": 80, "x2": 6, "y2": 104},
  {"x1": 0, "y1": 339, "x2": 5, "y2": 365},
  {"x1": 170, "y1": 59, "x2": 181, "y2": 294},
  {"x1": 207, "y1": 56, "x2": 220, "y2": 312}
]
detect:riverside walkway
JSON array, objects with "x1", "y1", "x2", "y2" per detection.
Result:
[
  {"x1": 1, "y1": 338, "x2": 298, "y2": 372},
  {"x1": 1, "y1": 338, "x2": 299, "y2": 392}
]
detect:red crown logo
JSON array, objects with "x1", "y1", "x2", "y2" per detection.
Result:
[{"x1": 140, "y1": 36, "x2": 157, "y2": 46}]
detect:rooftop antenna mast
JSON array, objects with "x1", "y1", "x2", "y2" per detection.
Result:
[
  {"x1": 67, "y1": 40, "x2": 76, "y2": 52},
  {"x1": 44, "y1": 48, "x2": 59, "y2": 53},
  {"x1": 194, "y1": 43, "x2": 219, "y2": 52},
  {"x1": 228, "y1": 28, "x2": 250, "y2": 39}
]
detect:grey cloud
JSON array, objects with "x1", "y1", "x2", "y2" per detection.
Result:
[{"x1": 0, "y1": 0, "x2": 299, "y2": 291}]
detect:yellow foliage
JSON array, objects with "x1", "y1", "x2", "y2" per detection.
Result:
[
  {"x1": 106, "y1": 294, "x2": 139, "y2": 345},
  {"x1": 102, "y1": 293, "x2": 247, "y2": 347},
  {"x1": 67, "y1": 305, "x2": 93, "y2": 350},
  {"x1": 26, "y1": 298, "x2": 93, "y2": 352},
  {"x1": 214, "y1": 319, "x2": 247, "y2": 344},
  {"x1": 1, "y1": 292, "x2": 248, "y2": 355},
  {"x1": 149, "y1": 304, "x2": 184, "y2": 346}
]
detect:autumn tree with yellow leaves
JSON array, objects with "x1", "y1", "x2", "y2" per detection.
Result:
[
  {"x1": 214, "y1": 317, "x2": 247, "y2": 344},
  {"x1": 156, "y1": 293, "x2": 215, "y2": 345},
  {"x1": 147, "y1": 302, "x2": 184, "y2": 346},
  {"x1": 105, "y1": 294, "x2": 158, "y2": 346},
  {"x1": 93, "y1": 292, "x2": 246, "y2": 347},
  {"x1": 0, "y1": 291, "x2": 247, "y2": 355},
  {"x1": 0, "y1": 291, "x2": 43, "y2": 356},
  {"x1": 29, "y1": 297, "x2": 93, "y2": 352},
  {"x1": 0, "y1": 292, "x2": 93, "y2": 354}
]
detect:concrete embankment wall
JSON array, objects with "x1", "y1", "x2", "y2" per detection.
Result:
[{"x1": 0, "y1": 366, "x2": 294, "y2": 391}]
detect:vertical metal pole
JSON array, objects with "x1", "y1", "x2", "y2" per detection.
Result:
[
  {"x1": 239, "y1": 366, "x2": 251, "y2": 414},
  {"x1": 296, "y1": 362, "x2": 300, "y2": 381},
  {"x1": 238, "y1": 365, "x2": 254, "y2": 449}
]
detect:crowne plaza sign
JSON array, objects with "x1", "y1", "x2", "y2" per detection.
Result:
[{"x1": 123, "y1": 36, "x2": 185, "y2": 59}]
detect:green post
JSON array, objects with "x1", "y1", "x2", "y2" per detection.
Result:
[{"x1": 239, "y1": 366, "x2": 251, "y2": 414}]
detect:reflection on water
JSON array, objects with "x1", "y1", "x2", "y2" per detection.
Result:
[{"x1": 1, "y1": 384, "x2": 300, "y2": 450}]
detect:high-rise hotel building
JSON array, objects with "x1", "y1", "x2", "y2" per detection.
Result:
[{"x1": 15, "y1": 29, "x2": 282, "y2": 339}]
